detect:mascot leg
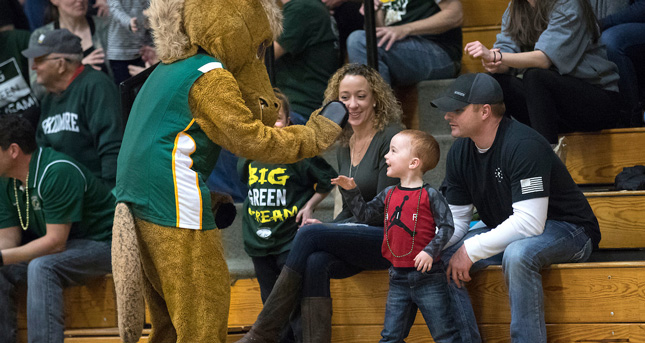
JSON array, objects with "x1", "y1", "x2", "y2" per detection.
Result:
[
  {"x1": 136, "y1": 218, "x2": 231, "y2": 343},
  {"x1": 112, "y1": 203, "x2": 146, "y2": 343}
]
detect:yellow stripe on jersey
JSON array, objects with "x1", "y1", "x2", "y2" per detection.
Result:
[{"x1": 172, "y1": 119, "x2": 203, "y2": 229}]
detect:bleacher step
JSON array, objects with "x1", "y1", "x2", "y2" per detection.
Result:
[{"x1": 563, "y1": 127, "x2": 645, "y2": 185}]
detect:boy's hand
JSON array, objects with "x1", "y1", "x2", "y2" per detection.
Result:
[
  {"x1": 331, "y1": 175, "x2": 357, "y2": 190},
  {"x1": 301, "y1": 218, "x2": 322, "y2": 226},
  {"x1": 296, "y1": 207, "x2": 314, "y2": 227},
  {"x1": 414, "y1": 251, "x2": 433, "y2": 273}
]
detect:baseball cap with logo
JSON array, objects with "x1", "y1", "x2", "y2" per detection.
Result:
[
  {"x1": 21, "y1": 29, "x2": 83, "y2": 59},
  {"x1": 430, "y1": 73, "x2": 504, "y2": 112}
]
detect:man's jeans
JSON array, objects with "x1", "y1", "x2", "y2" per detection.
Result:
[
  {"x1": 443, "y1": 220, "x2": 593, "y2": 343},
  {"x1": 380, "y1": 262, "x2": 460, "y2": 343},
  {"x1": 0, "y1": 239, "x2": 112, "y2": 343},
  {"x1": 347, "y1": 30, "x2": 457, "y2": 87}
]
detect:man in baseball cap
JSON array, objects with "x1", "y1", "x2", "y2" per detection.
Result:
[
  {"x1": 430, "y1": 72, "x2": 504, "y2": 113},
  {"x1": 20, "y1": 28, "x2": 124, "y2": 188},
  {"x1": 434, "y1": 73, "x2": 600, "y2": 343},
  {"x1": 21, "y1": 28, "x2": 83, "y2": 59}
]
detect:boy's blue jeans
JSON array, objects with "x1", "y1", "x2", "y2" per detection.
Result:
[
  {"x1": 0, "y1": 239, "x2": 112, "y2": 343},
  {"x1": 443, "y1": 220, "x2": 593, "y2": 343},
  {"x1": 380, "y1": 262, "x2": 460, "y2": 343}
]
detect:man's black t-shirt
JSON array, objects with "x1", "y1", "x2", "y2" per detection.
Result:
[{"x1": 445, "y1": 117, "x2": 600, "y2": 247}]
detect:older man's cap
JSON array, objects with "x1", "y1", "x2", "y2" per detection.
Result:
[
  {"x1": 431, "y1": 73, "x2": 504, "y2": 112},
  {"x1": 21, "y1": 29, "x2": 83, "y2": 59}
]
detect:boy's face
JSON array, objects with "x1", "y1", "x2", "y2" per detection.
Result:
[{"x1": 384, "y1": 133, "x2": 416, "y2": 178}]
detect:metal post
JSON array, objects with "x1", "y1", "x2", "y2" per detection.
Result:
[{"x1": 363, "y1": 0, "x2": 378, "y2": 71}]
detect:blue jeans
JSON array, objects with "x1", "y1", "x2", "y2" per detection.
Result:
[
  {"x1": 380, "y1": 263, "x2": 460, "y2": 343},
  {"x1": 443, "y1": 220, "x2": 593, "y2": 343},
  {"x1": 601, "y1": 23, "x2": 645, "y2": 119},
  {"x1": 286, "y1": 223, "x2": 391, "y2": 297},
  {"x1": 346, "y1": 30, "x2": 457, "y2": 87},
  {"x1": 0, "y1": 239, "x2": 112, "y2": 343}
]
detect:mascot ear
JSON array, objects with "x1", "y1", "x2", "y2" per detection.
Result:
[{"x1": 210, "y1": 191, "x2": 237, "y2": 229}]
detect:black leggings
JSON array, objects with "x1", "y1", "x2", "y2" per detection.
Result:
[{"x1": 493, "y1": 69, "x2": 621, "y2": 144}]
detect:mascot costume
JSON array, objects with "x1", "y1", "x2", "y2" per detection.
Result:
[{"x1": 111, "y1": 0, "x2": 348, "y2": 341}]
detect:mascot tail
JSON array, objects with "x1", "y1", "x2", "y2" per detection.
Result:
[{"x1": 112, "y1": 202, "x2": 145, "y2": 343}]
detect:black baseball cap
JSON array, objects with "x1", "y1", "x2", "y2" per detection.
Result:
[
  {"x1": 21, "y1": 29, "x2": 83, "y2": 59},
  {"x1": 431, "y1": 73, "x2": 504, "y2": 112}
]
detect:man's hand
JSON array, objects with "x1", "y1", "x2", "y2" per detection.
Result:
[
  {"x1": 331, "y1": 175, "x2": 357, "y2": 190},
  {"x1": 376, "y1": 26, "x2": 410, "y2": 51},
  {"x1": 446, "y1": 244, "x2": 473, "y2": 288},
  {"x1": 414, "y1": 251, "x2": 433, "y2": 273},
  {"x1": 82, "y1": 48, "x2": 105, "y2": 71}
]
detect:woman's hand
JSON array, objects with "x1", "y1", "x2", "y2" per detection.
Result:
[
  {"x1": 82, "y1": 48, "x2": 105, "y2": 70},
  {"x1": 130, "y1": 17, "x2": 138, "y2": 32},
  {"x1": 481, "y1": 48, "x2": 507, "y2": 74},
  {"x1": 464, "y1": 41, "x2": 495, "y2": 62},
  {"x1": 331, "y1": 175, "x2": 357, "y2": 190},
  {"x1": 93, "y1": 0, "x2": 109, "y2": 17}
]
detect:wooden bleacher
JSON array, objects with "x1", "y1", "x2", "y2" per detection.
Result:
[{"x1": 13, "y1": 127, "x2": 642, "y2": 342}]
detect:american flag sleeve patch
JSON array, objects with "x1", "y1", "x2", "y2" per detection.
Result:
[{"x1": 520, "y1": 177, "x2": 544, "y2": 194}]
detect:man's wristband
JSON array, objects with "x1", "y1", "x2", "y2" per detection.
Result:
[
  {"x1": 499, "y1": 50, "x2": 503, "y2": 62},
  {"x1": 0, "y1": 250, "x2": 4, "y2": 267}
]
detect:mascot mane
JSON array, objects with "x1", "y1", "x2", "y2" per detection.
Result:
[{"x1": 148, "y1": 0, "x2": 283, "y2": 64}]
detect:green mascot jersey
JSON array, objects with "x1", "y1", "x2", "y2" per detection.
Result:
[{"x1": 116, "y1": 54, "x2": 223, "y2": 230}]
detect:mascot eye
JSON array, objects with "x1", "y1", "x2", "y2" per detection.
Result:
[{"x1": 256, "y1": 41, "x2": 270, "y2": 60}]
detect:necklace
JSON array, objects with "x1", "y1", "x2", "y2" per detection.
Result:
[
  {"x1": 13, "y1": 173, "x2": 30, "y2": 231},
  {"x1": 384, "y1": 185, "x2": 423, "y2": 258},
  {"x1": 348, "y1": 132, "x2": 375, "y2": 178}
]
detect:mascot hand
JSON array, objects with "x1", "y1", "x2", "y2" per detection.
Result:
[
  {"x1": 319, "y1": 101, "x2": 348, "y2": 128},
  {"x1": 210, "y1": 191, "x2": 237, "y2": 229}
]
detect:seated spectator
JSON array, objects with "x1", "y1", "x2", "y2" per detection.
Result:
[
  {"x1": 0, "y1": 1, "x2": 40, "y2": 127},
  {"x1": 599, "y1": 0, "x2": 645, "y2": 127},
  {"x1": 274, "y1": 0, "x2": 341, "y2": 124},
  {"x1": 1, "y1": 0, "x2": 30, "y2": 30},
  {"x1": 239, "y1": 63, "x2": 402, "y2": 343},
  {"x1": 28, "y1": 0, "x2": 111, "y2": 99},
  {"x1": 22, "y1": 29, "x2": 123, "y2": 188},
  {"x1": 0, "y1": 114, "x2": 114, "y2": 343},
  {"x1": 431, "y1": 73, "x2": 599, "y2": 343},
  {"x1": 465, "y1": 0, "x2": 621, "y2": 145},
  {"x1": 347, "y1": 0, "x2": 463, "y2": 87},
  {"x1": 321, "y1": 0, "x2": 364, "y2": 61},
  {"x1": 239, "y1": 89, "x2": 338, "y2": 342},
  {"x1": 107, "y1": 0, "x2": 152, "y2": 84}
]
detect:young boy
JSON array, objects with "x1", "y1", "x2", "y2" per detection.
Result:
[
  {"x1": 238, "y1": 89, "x2": 338, "y2": 341},
  {"x1": 332, "y1": 129, "x2": 460, "y2": 343}
]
